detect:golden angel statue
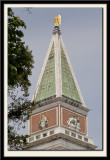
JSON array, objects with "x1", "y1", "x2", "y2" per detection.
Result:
[{"x1": 54, "y1": 14, "x2": 61, "y2": 26}]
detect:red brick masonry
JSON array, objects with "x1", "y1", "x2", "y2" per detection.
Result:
[
  {"x1": 29, "y1": 105, "x2": 87, "y2": 135},
  {"x1": 30, "y1": 107, "x2": 58, "y2": 135},
  {"x1": 61, "y1": 107, "x2": 87, "y2": 135}
]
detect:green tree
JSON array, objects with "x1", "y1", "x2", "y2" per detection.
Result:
[{"x1": 8, "y1": 8, "x2": 35, "y2": 150}]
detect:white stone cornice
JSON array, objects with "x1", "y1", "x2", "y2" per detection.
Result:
[
  {"x1": 24, "y1": 127, "x2": 97, "y2": 150},
  {"x1": 30, "y1": 100, "x2": 88, "y2": 116}
]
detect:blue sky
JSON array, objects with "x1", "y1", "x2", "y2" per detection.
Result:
[{"x1": 11, "y1": 6, "x2": 102, "y2": 150}]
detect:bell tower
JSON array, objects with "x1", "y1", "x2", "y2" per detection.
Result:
[{"x1": 24, "y1": 15, "x2": 97, "y2": 150}]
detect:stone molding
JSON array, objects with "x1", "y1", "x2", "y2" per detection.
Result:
[
  {"x1": 23, "y1": 132, "x2": 97, "y2": 150},
  {"x1": 30, "y1": 98, "x2": 89, "y2": 116}
]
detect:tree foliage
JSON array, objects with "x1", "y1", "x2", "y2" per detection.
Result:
[
  {"x1": 8, "y1": 8, "x2": 33, "y2": 93},
  {"x1": 8, "y1": 8, "x2": 35, "y2": 150}
]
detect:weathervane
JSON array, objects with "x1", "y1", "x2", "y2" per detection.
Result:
[{"x1": 54, "y1": 14, "x2": 61, "y2": 26}]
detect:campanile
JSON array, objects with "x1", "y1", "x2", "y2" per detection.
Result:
[{"x1": 25, "y1": 15, "x2": 97, "y2": 150}]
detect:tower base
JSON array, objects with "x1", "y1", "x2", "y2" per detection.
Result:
[{"x1": 23, "y1": 127, "x2": 97, "y2": 151}]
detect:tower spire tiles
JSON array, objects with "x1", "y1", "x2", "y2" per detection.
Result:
[{"x1": 32, "y1": 15, "x2": 85, "y2": 108}]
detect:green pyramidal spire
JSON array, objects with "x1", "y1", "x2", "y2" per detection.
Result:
[
  {"x1": 35, "y1": 43, "x2": 56, "y2": 102},
  {"x1": 61, "y1": 44, "x2": 81, "y2": 102},
  {"x1": 32, "y1": 26, "x2": 86, "y2": 107}
]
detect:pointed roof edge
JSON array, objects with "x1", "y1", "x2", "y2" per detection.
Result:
[
  {"x1": 31, "y1": 35, "x2": 55, "y2": 103},
  {"x1": 60, "y1": 36, "x2": 86, "y2": 107},
  {"x1": 31, "y1": 28, "x2": 86, "y2": 108}
]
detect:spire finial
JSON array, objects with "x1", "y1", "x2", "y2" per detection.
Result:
[{"x1": 54, "y1": 14, "x2": 61, "y2": 27}]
